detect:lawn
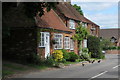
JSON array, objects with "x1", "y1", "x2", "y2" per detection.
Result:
[
  {"x1": 2, "y1": 61, "x2": 51, "y2": 78},
  {"x1": 2, "y1": 62, "x2": 28, "y2": 78}
]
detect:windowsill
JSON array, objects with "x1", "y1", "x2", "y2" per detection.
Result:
[
  {"x1": 54, "y1": 48, "x2": 63, "y2": 50},
  {"x1": 70, "y1": 49, "x2": 74, "y2": 51},
  {"x1": 70, "y1": 28, "x2": 75, "y2": 30},
  {"x1": 38, "y1": 46, "x2": 45, "y2": 48},
  {"x1": 64, "y1": 48, "x2": 70, "y2": 50}
]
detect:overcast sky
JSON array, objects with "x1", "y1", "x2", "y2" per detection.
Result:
[{"x1": 71, "y1": 2, "x2": 118, "y2": 29}]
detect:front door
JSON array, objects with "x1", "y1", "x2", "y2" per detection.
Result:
[{"x1": 44, "y1": 32, "x2": 50, "y2": 58}]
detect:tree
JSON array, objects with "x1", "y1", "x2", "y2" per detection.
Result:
[
  {"x1": 87, "y1": 35, "x2": 104, "y2": 59},
  {"x1": 3, "y1": 2, "x2": 58, "y2": 18},
  {"x1": 100, "y1": 38, "x2": 113, "y2": 50},
  {"x1": 3, "y1": 2, "x2": 58, "y2": 38},
  {"x1": 73, "y1": 4, "x2": 84, "y2": 16},
  {"x1": 73, "y1": 24, "x2": 88, "y2": 54}
]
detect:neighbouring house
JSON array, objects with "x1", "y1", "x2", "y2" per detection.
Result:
[
  {"x1": 36, "y1": 2, "x2": 100, "y2": 58},
  {"x1": 100, "y1": 28, "x2": 120, "y2": 47}
]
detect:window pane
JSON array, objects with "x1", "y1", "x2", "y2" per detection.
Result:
[
  {"x1": 69, "y1": 20, "x2": 75, "y2": 29},
  {"x1": 70, "y1": 39, "x2": 74, "y2": 50},
  {"x1": 54, "y1": 34, "x2": 63, "y2": 49},
  {"x1": 64, "y1": 37, "x2": 70, "y2": 49}
]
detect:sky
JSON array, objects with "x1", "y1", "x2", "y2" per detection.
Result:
[{"x1": 71, "y1": 2, "x2": 118, "y2": 29}]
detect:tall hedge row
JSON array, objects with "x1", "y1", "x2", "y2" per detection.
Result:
[{"x1": 87, "y1": 35, "x2": 104, "y2": 59}]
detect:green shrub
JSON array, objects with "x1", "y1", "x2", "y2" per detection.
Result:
[
  {"x1": 87, "y1": 35, "x2": 104, "y2": 59},
  {"x1": 44, "y1": 56, "x2": 55, "y2": 66},
  {"x1": 75, "y1": 59, "x2": 82, "y2": 62},
  {"x1": 52, "y1": 50, "x2": 63, "y2": 62},
  {"x1": 100, "y1": 39, "x2": 113, "y2": 50},
  {"x1": 118, "y1": 47, "x2": 120, "y2": 50},
  {"x1": 60, "y1": 58, "x2": 66, "y2": 63},
  {"x1": 80, "y1": 48, "x2": 90, "y2": 61},
  {"x1": 103, "y1": 46, "x2": 119, "y2": 50},
  {"x1": 109, "y1": 46, "x2": 117, "y2": 50},
  {"x1": 27, "y1": 53, "x2": 42, "y2": 65},
  {"x1": 100, "y1": 54, "x2": 105, "y2": 59},
  {"x1": 88, "y1": 52, "x2": 92, "y2": 58},
  {"x1": 82, "y1": 48, "x2": 89, "y2": 53},
  {"x1": 61, "y1": 49, "x2": 70, "y2": 61},
  {"x1": 68, "y1": 52, "x2": 79, "y2": 62}
]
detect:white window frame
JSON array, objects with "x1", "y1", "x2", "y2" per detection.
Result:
[
  {"x1": 83, "y1": 39, "x2": 87, "y2": 48},
  {"x1": 70, "y1": 39, "x2": 74, "y2": 50},
  {"x1": 69, "y1": 19, "x2": 75, "y2": 29},
  {"x1": 54, "y1": 33, "x2": 63, "y2": 49},
  {"x1": 64, "y1": 37, "x2": 70, "y2": 49},
  {"x1": 85, "y1": 23, "x2": 87, "y2": 28},
  {"x1": 39, "y1": 32, "x2": 46, "y2": 47}
]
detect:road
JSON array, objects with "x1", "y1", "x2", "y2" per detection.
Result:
[{"x1": 20, "y1": 54, "x2": 119, "y2": 79}]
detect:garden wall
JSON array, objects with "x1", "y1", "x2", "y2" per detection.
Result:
[{"x1": 106, "y1": 50, "x2": 120, "y2": 54}]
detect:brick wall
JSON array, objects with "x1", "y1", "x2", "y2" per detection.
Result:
[{"x1": 106, "y1": 50, "x2": 120, "y2": 54}]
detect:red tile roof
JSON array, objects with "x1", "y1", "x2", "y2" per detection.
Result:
[
  {"x1": 55, "y1": 2, "x2": 99, "y2": 26},
  {"x1": 37, "y1": 9, "x2": 72, "y2": 32}
]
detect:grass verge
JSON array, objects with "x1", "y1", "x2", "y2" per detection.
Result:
[
  {"x1": 2, "y1": 62, "x2": 52, "y2": 78},
  {"x1": 64, "y1": 61, "x2": 78, "y2": 66}
]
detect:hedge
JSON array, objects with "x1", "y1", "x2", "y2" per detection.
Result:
[{"x1": 87, "y1": 35, "x2": 104, "y2": 59}]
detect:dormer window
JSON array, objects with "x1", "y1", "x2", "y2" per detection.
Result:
[
  {"x1": 69, "y1": 19, "x2": 75, "y2": 29},
  {"x1": 80, "y1": 22, "x2": 87, "y2": 28},
  {"x1": 110, "y1": 37, "x2": 117, "y2": 43}
]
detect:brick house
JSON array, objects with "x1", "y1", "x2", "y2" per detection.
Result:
[
  {"x1": 100, "y1": 28, "x2": 120, "y2": 47},
  {"x1": 36, "y1": 2, "x2": 100, "y2": 58}
]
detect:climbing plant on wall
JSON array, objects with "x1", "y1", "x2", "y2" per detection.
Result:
[{"x1": 72, "y1": 24, "x2": 89, "y2": 54}]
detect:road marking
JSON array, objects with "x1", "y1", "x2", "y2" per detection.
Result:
[
  {"x1": 89, "y1": 71, "x2": 108, "y2": 79},
  {"x1": 112, "y1": 65, "x2": 120, "y2": 69}
]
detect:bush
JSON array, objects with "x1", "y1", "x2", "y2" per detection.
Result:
[
  {"x1": 60, "y1": 58, "x2": 66, "y2": 63},
  {"x1": 44, "y1": 56, "x2": 55, "y2": 66},
  {"x1": 75, "y1": 59, "x2": 82, "y2": 62},
  {"x1": 68, "y1": 52, "x2": 79, "y2": 62},
  {"x1": 82, "y1": 48, "x2": 89, "y2": 53},
  {"x1": 27, "y1": 53, "x2": 42, "y2": 65},
  {"x1": 100, "y1": 39, "x2": 113, "y2": 50},
  {"x1": 88, "y1": 52, "x2": 92, "y2": 58},
  {"x1": 103, "y1": 46, "x2": 119, "y2": 50},
  {"x1": 100, "y1": 54, "x2": 105, "y2": 59},
  {"x1": 80, "y1": 48, "x2": 90, "y2": 61},
  {"x1": 52, "y1": 50, "x2": 63, "y2": 62},
  {"x1": 87, "y1": 35, "x2": 104, "y2": 59},
  {"x1": 61, "y1": 49, "x2": 70, "y2": 61},
  {"x1": 118, "y1": 47, "x2": 120, "y2": 50}
]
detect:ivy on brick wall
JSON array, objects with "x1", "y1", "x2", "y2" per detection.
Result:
[{"x1": 72, "y1": 24, "x2": 89, "y2": 54}]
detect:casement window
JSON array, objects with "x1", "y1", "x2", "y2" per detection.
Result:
[
  {"x1": 39, "y1": 32, "x2": 45, "y2": 47},
  {"x1": 64, "y1": 37, "x2": 70, "y2": 49},
  {"x1": 82, "y1": 23, "x2": 87, "y2": 28},
  {"x1": 54, "y1": 34, "x2": 63, "y2": 49},
  {"x1": 85, "y1": 23, "x2": 87, "y2": 28},
  {"x1": 69, "y1": 20, "x2": 75, "y2": 29},
  {"x1": 83, "y1": 39, "x2": 87, "y2": 48},
  {"x1": 70, "y1": 39, "x2": 74, "y2": 50}
]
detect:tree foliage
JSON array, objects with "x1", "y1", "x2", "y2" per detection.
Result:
[
  {"x1": 73, "y1": 24, "x2": 88, "y2": 54},
  {"x1": 73, "y1": 24, "x2": 88, "y2": 42},
  {"x1": 3, "y1": 2, "x2": 58, "y2": 18},
  {"x1": 3, "y1": 2, "x2": 57, "y2": 38},
  {"x1": 87, "y1": 35, "x2": 104, "y2": 59},
  {"x1": 73, "y1": 4, "x2": 84, "y2": 16},
  {"x1": 100, "y1": 38, "x2": 113, "y2": 50}
]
